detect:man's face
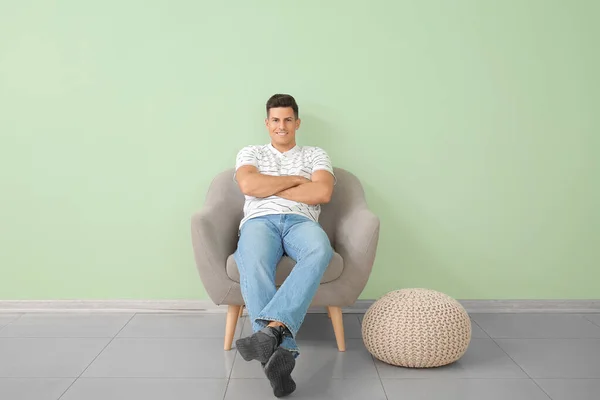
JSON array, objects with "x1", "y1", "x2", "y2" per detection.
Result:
[{"x1": 266, "y1": 107, "x2": 300, "y2": 151}]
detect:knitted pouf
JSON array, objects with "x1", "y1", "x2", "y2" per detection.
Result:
[{"x1": 362, "y1": 288, "x2": 471, "y2": 368}]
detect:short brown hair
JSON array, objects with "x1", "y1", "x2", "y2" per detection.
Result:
[{"x1": 266, "y1": 94, "x2": 298, "y2": 119}]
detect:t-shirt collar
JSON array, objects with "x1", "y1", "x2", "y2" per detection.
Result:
[{"x1": 268, "y1": 143, "x2": 300, "y2": 157}]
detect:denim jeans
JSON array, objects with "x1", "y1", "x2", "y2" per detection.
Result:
[{"x1": 234, "y1": 214, "x2": 333, "y2": 357}]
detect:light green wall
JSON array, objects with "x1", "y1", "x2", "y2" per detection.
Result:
[{"x1": 1, "y1": 1, "x2": 598, "y2": 300}]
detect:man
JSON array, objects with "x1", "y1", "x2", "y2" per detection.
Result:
[{"x1": 233, "y1": 94, "x2": 335, "y2": 397}]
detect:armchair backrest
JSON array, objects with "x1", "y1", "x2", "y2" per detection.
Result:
[{"x1": 203, "y1": 167, "x2": 369, "y2": 247}]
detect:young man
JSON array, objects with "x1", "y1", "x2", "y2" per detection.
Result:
[{"x1": 233, "y1": 94, "x2": 335, "y2": 397}]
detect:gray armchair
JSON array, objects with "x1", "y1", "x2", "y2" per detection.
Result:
[{"x1": 190, "y1": 167, "x2": 380, "y2": 352}]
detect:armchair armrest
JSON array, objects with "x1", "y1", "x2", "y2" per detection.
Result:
[
  {"x1": 190, "y1": 205, "x2": 241, "y2": 304},
  {"x1": 332, "y1": 205, "x2": 380, "y2": 304}
]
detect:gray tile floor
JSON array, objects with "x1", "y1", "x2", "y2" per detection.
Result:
[{"x1": 1, "y1": 312, "x2": 599, "y2": 399}]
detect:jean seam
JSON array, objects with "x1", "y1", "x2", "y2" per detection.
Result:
[{"x1": 282, "y1": 235, "x2": 302, "y2": 257}]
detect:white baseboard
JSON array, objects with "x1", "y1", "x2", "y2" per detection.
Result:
[{"x1": 0, "y1": 299, "x2": 599, "y2": 313}]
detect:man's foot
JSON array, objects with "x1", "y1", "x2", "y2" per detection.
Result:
[
  {"x1": 264, "y1": 347, "x2": 296, "y2": 398},
  {"x1": 235, "y1": 325, "x2": 288, "y2": 364}
]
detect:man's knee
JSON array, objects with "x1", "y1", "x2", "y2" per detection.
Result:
[{"x1": 306, "y1": 238, "x2": 333, "y2": 266}]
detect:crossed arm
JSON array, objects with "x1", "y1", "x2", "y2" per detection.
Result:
[{"x1": 235, "y1": 165, "x2": 334, "y2": 205}]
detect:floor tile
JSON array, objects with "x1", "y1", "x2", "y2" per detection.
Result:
[
  {"x1": 60, "y1": 378, "x2": 228, "y2": 400},
  {"x1": 535, "y1": 379, "x2": 600, "y2": 400},
  {"x1": 4, "y1": 311, "x2": 600, "y2": 398},
  {"x1": 231, "y1": 339, "x2": 378, "y2": 379},
  {"x1": 471, "y1": 313, "x2": 600, "y2": 338},
  {"x1": 240, "y1": 313, "x2": 362, "y2": 341},
  {"x1": 375, "y1": 339, "x2": 527, "y2": 379},
  {"x1": 0, "y1": 313, "x2": 133, "y2": 338},
  {"x1": 495, "y1": 339, "x2": 600, "y2": 378},
  {"x1": 229, "y1": 354, "x2": 265, "y2": 379},
  {"x1": 297, "y1": 314, "x2": 362, "y2": 341},
  {"x1": 226, "y1": 378, "x2": 386, "y2": 400},
  {"x1": 82, "y1": 338, "x2": 236, "y2": 378},
  {"x1": 0, "y1": 378, "x2": 74, "y2": 400},
  {"x1": 0, "y1": 314, "x2": 22, "y2": 329},
  {"x1": 0, "y1": 338, "x2": 110, "y2": 377},
  {"x1": 117, "y1": 313, "x2": 243, "y2": 338},
  {"x1": 382, "y1": 378, "x2": 551, "y2": 400}
]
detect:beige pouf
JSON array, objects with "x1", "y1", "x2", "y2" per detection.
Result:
[{"x1": 362, "y1": 288, "x2": 471, "y2": 368}]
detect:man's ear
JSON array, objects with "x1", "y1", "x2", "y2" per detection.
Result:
[
  {"x1": 265, "y1": 118, "x2": 269, "y2": 127},
  {"x1": 296, "y1": 118, "x2": 301, "y2": 130}
]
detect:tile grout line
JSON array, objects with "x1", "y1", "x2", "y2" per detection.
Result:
[
  {"x1": 489, "y1": 337, "x2": 555, "y2": 400},
  {"x1": 0, "y1": 375, "x2": 551, "y2": 380},
  {"x1": 222, "y1": 316, "x2": 245, "y2": 399},
  {"x1": 3, "y1": 335, "x2": 595, "y2": 340},
  {"x1": 574, "y1": 314, "x2": 600, "y2": 334},
  {"x1": 470, "y1": 318, "x2": 491, "y2": 339},
  {"x1": 357, "y1": 314, "x2": 389, "y2": 400},
  {"x1": 0, "y1": 313, "x2": 25, "y2": 334},
  {"x1": 1, "y1": 336, "x2": 246, "y2": 339},
  {"x1": 582, "y1": 314, "x2": 600, "y2": 328},
  {"x1": 222, "y1": 349, "x2": 239, "y2": 399},
  {"x1": 372, "y1": 351, "x2": 390, "y2": 399},
  {"x1": 55, "y1": 312, "x2": 137, "y2": 400}
]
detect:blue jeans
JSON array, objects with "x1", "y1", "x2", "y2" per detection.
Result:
[{"x1": 234, "y1": 214, "x2": 333, "y2": 357}]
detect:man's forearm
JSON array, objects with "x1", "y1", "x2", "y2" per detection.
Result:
[
  {"x1": 275, "y1": 182, "x2": 332, "y2": 205},
  {"x1": 239, "y1": 173, "x2": 305, "y2": 198}
]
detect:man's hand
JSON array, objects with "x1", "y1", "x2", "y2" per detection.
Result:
[
  {"x1": 275, "y1": 170, "x2": 334, "y2": 205},
  {"x1": 236, "y1": 165, "x2": 309, "y2": 198}
]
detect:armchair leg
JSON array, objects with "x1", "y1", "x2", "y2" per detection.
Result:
[
  {"x1": 327, "y1": 306, "x2": 346, "y2": 352},
  {"x1": 225, "y1": 305, "x2": 242, "y2": 351}
]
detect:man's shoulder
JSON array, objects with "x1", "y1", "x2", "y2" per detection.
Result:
[{"x1": 300, "y1": 145, "x2": 329, "y2": 155}]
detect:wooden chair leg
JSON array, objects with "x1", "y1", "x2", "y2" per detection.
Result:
[
  {"x1": 238, "y1": 305, "x2": 244, "y2": 318},
  {"x1": 327, "y1": 306, "x2": 346, "y2": 352},
  {"x1": 224, "y1": 305, "x2": 242, "y2": 350}
]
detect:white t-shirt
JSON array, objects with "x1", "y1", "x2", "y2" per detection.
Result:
[{"x1": 234, "y1": 143, "x2": 335, "y2": 229}]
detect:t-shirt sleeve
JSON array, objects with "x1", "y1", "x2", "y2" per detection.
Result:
[
  {"x1": 236, "y1": 146, "x2": 259, "y2": 170},
  {"x1": 234, "y1": 146, "x2": 258, "y2": 181},
  {"x1": 311, "y1": 147, "x2": 336, "y2": 184}
]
